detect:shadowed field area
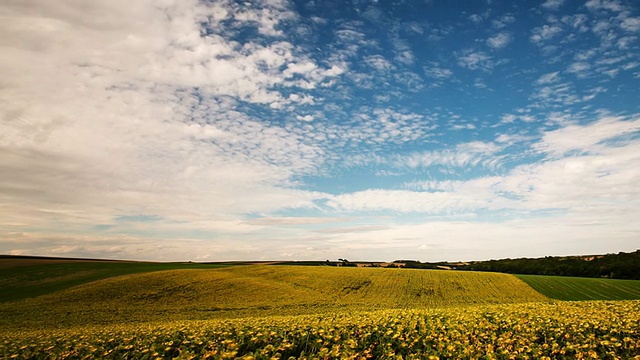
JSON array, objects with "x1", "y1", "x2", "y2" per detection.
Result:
[{"x1": 0, "y1": 256, "x2": 231, "y2": 303}]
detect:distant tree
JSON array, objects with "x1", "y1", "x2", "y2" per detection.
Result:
[{"x1": 459, "y1": 250, "x2": 640, "y2": 280}]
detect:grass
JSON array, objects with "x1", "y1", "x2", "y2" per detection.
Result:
[
  {"x1": 0, "y1": 257, "x2": 231, "y2": 303},
  {"x1": 516, "y1": 274, "x2": 640, "y2": 300},
  {"x1": 0, "y1": 265, "x2": 548, "y2": 329}
]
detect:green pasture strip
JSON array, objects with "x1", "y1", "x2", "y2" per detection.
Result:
[
  {"x1": 0, "y1": 261, "x2": 229, "y2": 303},
  {"x1": 517, "y1": 274, "x2": 640, "y2": 301}
]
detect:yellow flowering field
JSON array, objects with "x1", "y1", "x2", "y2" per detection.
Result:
[{"x1": 2, "y1": 300, "x2": 639, "y2": 359}]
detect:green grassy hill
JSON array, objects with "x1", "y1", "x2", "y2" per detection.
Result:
[
  {"x1": 1, "y1": 265, "x2": 547, "y2": 329},
  {"x1": 517, "y1": 274, "x2": 640, "y2": 300},
  {"x1": 0, "y1": 256, "x2": 230, "y2": 302}
]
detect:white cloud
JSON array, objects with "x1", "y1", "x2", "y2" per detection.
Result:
[
  {"x1": 495, "y1": 133, "x2": 535, "y2": 145},
  {"x1": 232, "y1": 0, "x2": 296, "y2": 36},
  {"x1": 296, "y1": 114, "x2": 314, "y2": 122},
  {"x1": 530, "y1": 82, "x2": 582, "y2": 106},
  {"x1": 424, "y1": 66, "x2": 453, "y2": 79},
  {"x1": 0, "y1": 0, "x2": 344, "y2": 249},
  {"x1": 314, "y1": 225, "x2": 389, "y2": 234},
  {"x1": 394, "y1": 50, "x2": 415, "y2": 65},
  {"x1": 243, "y1": 217, "x2": 348, "y2": 226},
  {"x1": 500, "y1": 114, "x2": 518, "y2": 124},
  {"x1": 567, "y1": 61, "x2": 592, "y2": 77},
  {"x1": 364, "y1": 55, "x2": 395, "y2": 72},
  {"x1": 343, "y1": 139, "x2": 503, "y2": 172},
  {"x1": 499, "y1": 113, "x2": 537, "y2": 124},
  {"x1": 338, "y1": 108, "x2": 430, "y2": 147},
  {"x1": 4, "y1": 113, "x2": 640, "y2": 261},
  {"x1": 487, "y1": 32, "x2": 512, "y2": 49},
  {"x1": 456, "y1": 50, "x2": 493, "y2": 71},
  {"x1": 326, "y1": 189, "x2": 494, "y2": 214},
  {"x1": 535, "y1": 71, "x2": 561, "y2": 85},
  {"x1": 585, "y1": 0, "x2": 624, "y2": 12},
  {"x1": 395, "y1": 141, "x2": 502, "y2": 170},
  {"x1": 530, "y1": 25, "x2": 563, "y2": 43},
  {"x1": 621, "y1": 17, "x2": 640, "y2": 32},
  {"x1": 562, "y1": 14, "x2": 589, "y2": 32},
  {"x1": 329, "y1": 115, "x2": 640, "y2": 217},
  {"x1": 535, "y1": 116, "x2": 640, "y2": 157},
  {"x1": 449, "y1": 123, "x2": 476, "y2": 131},
  {"x1": 542, "y1": 0, "x2": 565, "y2": 10},
  {"x1": 469, "y1": 14, "x2": 484, "y2": 23},
  {"x1": 492, "y1": 15, "x2": 516, "y2": 29},
  {"x1": 616, "y1": 36, "x2": 637, "y2": 49},
  {"x1": 393, "y1": 71, "x2": 425, "y2": 92}
]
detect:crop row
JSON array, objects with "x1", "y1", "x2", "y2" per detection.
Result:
[{"x1": 2, "y1": 300, "x2": 639, "y2": 359}]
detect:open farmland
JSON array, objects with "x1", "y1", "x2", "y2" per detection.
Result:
[
  {"x1": 1, "y1": 265, "x2": 547, "y2": 329},
  {"x1": 517, "y1": 274, "x2": 640, "y2": 300},
  {"x1": 2, "y1": 264, "x2": 640, "y2": 358}
]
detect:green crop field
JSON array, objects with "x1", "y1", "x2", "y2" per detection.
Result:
[
  {"x1": 0, "y1": 257, "x2": 231, "y2": 303},
  {"x1": 516, "y1": 274, "x2": 640, "y2": 301}
]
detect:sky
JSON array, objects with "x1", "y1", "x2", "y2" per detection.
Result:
[{"x1": 1, "y1": 0, "x2": 639, "y2": 262}]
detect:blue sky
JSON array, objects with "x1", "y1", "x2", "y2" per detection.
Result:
[{"x1": 1, "y1": 0, "x2": 639, "y2": 261}]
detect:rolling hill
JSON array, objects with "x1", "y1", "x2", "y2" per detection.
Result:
[{"x1": 1, "y1": 265, "x2": 547, "y2": 329}]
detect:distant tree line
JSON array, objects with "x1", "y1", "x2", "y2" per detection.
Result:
[
  {"x1": 458, "y1": 250, "x2": 640, "y2": 280},
  {"x1": 393, "y1": 260, "x2": 442, "y2": 270},
  {"x1": 275, "y1": 251, "x2": 640, "y2": 279}
]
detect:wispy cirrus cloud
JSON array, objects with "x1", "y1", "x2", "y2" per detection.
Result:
[
  {"x1": 398, "y1": 142, "x2": 503, "y2": 170},
  {"x1": 326, "y1": 188, "x2": 496, "y2": 214},
  {"x1": 343, "y1": 139, "x2": 504, "y2": 173},
  {"x1": 534, "y1": 116, "x2": 640, "y2": 157},
  {"x1": 327, "y1": 115, "x2": 640, "y2": 220},
  {"x1": 535, "y1": 71, "x2": 562, "y2": 85}
]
